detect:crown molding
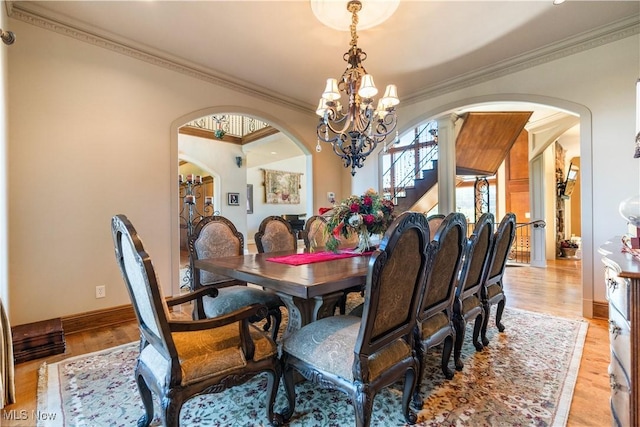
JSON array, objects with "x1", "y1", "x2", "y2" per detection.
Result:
[
  {"x1": 403, "y1": 15, "x2": 640, "y2": 106},
  {"x1": 6, "y1": 2, "x2": 312, "y2": 115},
  {"x1": 7, "y1": 2, "x2": 638, "y2": 114}
]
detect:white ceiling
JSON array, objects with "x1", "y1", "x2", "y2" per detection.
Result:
[{"x1": 10, "y1": 0, "x2": 636, "y2": 166}]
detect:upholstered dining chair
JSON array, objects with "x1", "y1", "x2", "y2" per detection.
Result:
[
  {"x1": 426, "y1": 213, "x2": 446, "y2": 238},
  {"x1": 300, "y1": 215, "x2": 329, "y2": 251},
  {"x1": 413, "y1": 212, "x2": 467, "y2": 405},
  {"x1": 255, "y1": 215, "x2": 297, "y2": 253},
  {"x1": 300, "y1": 215, "x2": 365, "y2": 314},
  {"x1": 111, "y1": 215, "x2": 283, "y2": 427},
  {"x1": 189, "y1": 215, "x2": 284, "y2": 340},
  {"x1": 452, "y1": 212, "x2": 494, "y2": 371},
  {"x1": 480, "y1": 212, "x2": 516, "y2": 346},
  {"x1": 281, "y1": 212, "x2": 430, "y2": 427}
]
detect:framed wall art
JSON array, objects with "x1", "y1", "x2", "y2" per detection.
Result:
[
  {"x1": 263, "y1": 169, "x2": 302, "y2": 204},
  {"x1": 246, "y1": 184, "x2": 254, "y2": 214},
  {"x1": 227, "y1": 192, "x2": 240, "y2": 206}
]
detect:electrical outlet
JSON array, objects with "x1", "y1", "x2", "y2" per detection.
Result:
[{"x1": 95, "y1": 285, "x2": 106, "y2": 299}]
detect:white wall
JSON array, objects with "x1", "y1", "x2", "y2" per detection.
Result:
[{"x1": 246, "y1": 155, "x2": 308, "y2": 240}]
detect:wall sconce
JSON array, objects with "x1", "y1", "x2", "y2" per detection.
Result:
[
  {"x1": 235, "y1": 156, "x2": 243, "y2": 168},
  {"x1": 0, "y1": 29, "x2": 15, "y2": 45}
]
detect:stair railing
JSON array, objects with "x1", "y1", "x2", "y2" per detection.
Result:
[
  {"x1": 382, "y1": 123, "x2": 438, "y2": 204},
  {"x1": 467, "y1": 219, "x2": 546, "y2": 265}
]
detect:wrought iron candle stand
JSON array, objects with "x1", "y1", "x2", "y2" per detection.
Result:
[{"x1": 179, "y1": 173, "x2": 215, "y2": 290}]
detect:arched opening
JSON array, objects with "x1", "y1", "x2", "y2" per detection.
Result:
[
  {"x1": 170, "y1": 107, "x2": 312, "y2": 295},
  {"x1": 391, "y1": 94, "x2": 592, "y2": 316}
]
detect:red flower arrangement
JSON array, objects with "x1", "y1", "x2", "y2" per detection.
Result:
[{"x1": 325, "y1": 189, "x2": 395, "y2": 253}]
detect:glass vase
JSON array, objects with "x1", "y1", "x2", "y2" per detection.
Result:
[{"x1": 355, "y1": 232, "x2": 374, "y2": 253}]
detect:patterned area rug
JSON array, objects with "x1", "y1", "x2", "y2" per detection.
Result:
[{"x1": 37, "y1": 307, "x2": 587, "y2": 427}]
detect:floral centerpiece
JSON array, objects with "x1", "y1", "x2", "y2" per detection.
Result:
[
  {"x1": 325, "y1": 189, "x2": 395, "y2": 253},
  {"x1": 559, "y1": 239, "x2": 579, "y2": 258},
  {"x1": 559, "y1": 239, "x2": 579, "y2": 249}
]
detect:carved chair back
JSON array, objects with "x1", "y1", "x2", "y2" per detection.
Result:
[
  {"x1": 189, "y1": 215, "x2": 244, "y2": 289},
  {"x1": 485, "y1": 213, "x2": 517, "y2": 288},
  {"x1": 426, "y1": 214, "x2": 446, "y2": 239},
  {"x1": 418, "y1": 212, "x2": 467, "y2": 323},
  {"x1": 355, "y1": 211, "x2": 430, "y2": 370},
  {"x1": 457, "y1": 212, "x2": 494, "y2": 301},
  {"x1": 301, "y1": 215, "x2": 329, "y2": 250},
  {"x1": 255, "y1": 215, "x2": 298, "y2": 253}
]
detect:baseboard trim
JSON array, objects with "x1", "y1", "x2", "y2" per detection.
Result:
[
  {"x1": 62, "y1": 304, "x2": 136, "y2": 335},
  {"x1": 592, "y1": 301, "x2": 608, "y2": 319}
]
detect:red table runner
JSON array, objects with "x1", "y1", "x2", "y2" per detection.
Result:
[{"x1": 266, "y1": 250, "x2": 372, "y2": 266}]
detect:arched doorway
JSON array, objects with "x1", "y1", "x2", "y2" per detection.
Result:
[
  {"x1": 393, "y1": 94, "x2": 592, "y2": 317},
  {"x1": 170, "y1": 108, "x2": 312, "y2": 295}
]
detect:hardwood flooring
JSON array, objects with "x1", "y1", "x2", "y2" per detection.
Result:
[{"x1": 2, "y1": 258, "x2": 609, "y2": 426}]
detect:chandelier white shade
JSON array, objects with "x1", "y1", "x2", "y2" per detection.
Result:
[{"x1": 315, "y1": 0, "x2": 400, "y2": 176}]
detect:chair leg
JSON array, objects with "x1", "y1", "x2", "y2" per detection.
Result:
[
  {"x1": 161, "y1": 395, "x2": 183, "y2": 427},
  {"x1": 441, "y1": 334, "x2": 455, "y2": 380},
  {"x1": 354, "y1": 384, "x2": 375, "y2": 427},
  {"x1": 135, "y1": 373, "x2": 153, "y2": 427},
  {"x1": 472, "y1": 312, "x2": 484, "y2": 351},
  {"x1": 480, "y1": 301, "x2": 491, "y2": 347},
  {"x1": 496, "y1": 295, "x2": 506, "y2": 332},
  {"x1": 266, "y1": 367, "x2": 284, "y2": 426},
  {"x1": 337, "y1": 294, "x2": 347, "y2": 315},
  {"x1": 269, "y1": 307, "x2": 282, "y2": 341},
  {"x1": 402, "y1": 368, "x2": 418, "y2": 425},
  {"x1": 412, "y1": 330, "x2": 425, "y2": 407},
  {"x1": 453, "y1": 313, "x2": 465, "y2": 371},
  {"x1": 281, "y1": 358, "x2": 296, "y2": 423}
]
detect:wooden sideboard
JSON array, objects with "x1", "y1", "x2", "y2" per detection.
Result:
[{"x1": 599, "y1": 238, "x2": 640, "y2": 426}]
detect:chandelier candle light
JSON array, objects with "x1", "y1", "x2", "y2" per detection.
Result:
[{"x1": 315, "y1": 0, "x2": 399, "y2": 176}]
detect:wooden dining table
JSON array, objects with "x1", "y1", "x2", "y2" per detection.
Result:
[{"x1": 193, "y1": 250, "x2": 370, "y2": 334}]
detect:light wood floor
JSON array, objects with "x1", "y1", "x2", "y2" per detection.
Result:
[{"x1": 3, "y1": 258, "x2": 609, "y2": 426}]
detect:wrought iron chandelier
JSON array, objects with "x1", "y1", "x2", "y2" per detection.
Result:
[{"x1": 315, "y1": 0, "x2": 399, "y2": 176}]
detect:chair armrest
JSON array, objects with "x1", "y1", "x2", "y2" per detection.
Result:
[
  {"x1": 167, "y1": 303, "x2": 267, "y2": 332},
  {"x1": 166, "y1": 286, "x2": 218, "y2": 307}
]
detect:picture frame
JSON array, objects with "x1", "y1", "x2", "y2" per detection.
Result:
[
  {"x1": 263, "y1": 169, "x2": 302, "y2": 204},
  {"x1": 227, "y1": 192, "x2": 240, "y2": 206},
  {"x1": 246, "y1": 184, "x2": 254, "y2": 214}
]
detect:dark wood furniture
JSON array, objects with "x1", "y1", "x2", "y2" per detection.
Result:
[
  {"x1": 282, "y1": 214, "x2": 305, "y2": 238},
  {"x1": 281, "y1": 212, "x2": 430, "y2": 427},
  {"x1": 188, "y1": 215, "x2": 284, "y2": 339},
  {"x1": 480, "y1": 212, "x2": 516, "y2": 345},
  {"x1": 255, "y1": 215, "x2": 298, "y2": 253},
  {"x1": 194, "y1": 249, "x2": 370, "y2": 334},
  {"x1": 599, "y1": 238, "x2": 640, "y2": 427},
  {"x1": 414, "y1": 212, "x2": 467, "y2": 405},
  {"x1": 426, "y1": 213, "x2": 446, "y2": 237},
  {"x1": 300, "y1": 215, "x2": 329, "y2": 250},
  {"x1": 112, "y1": 214, "x2": 283, "y2": 427},
  {"x1": 453, "y1": 212, "x2": 494, "y2": 370},
  {"x1": 12, "y1": 318, "x2": 65, "y2": 364}
]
